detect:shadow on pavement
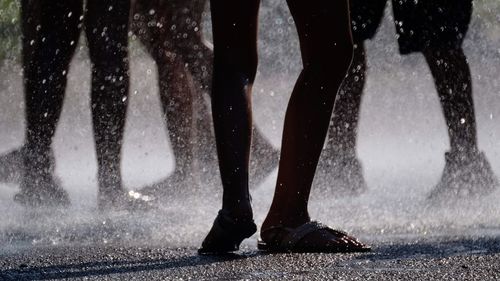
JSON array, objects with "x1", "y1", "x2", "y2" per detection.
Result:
[
  {"x1": 0, "y1": 251, "x2": 261, "y2": 281},
  {"x1": 358, "y1": 236, "x2": 500, "y2": 261}
]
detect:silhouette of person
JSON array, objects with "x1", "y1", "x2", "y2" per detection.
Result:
[
  {"x1": 198, "y1": 0, "x2": 370, "y2": 254},
  {"x1": 320, "y1": 0, "x2": 498, "y2": 198},
  {"x1": 13, "y1": 0, "x2": 151, "y2": 209}
]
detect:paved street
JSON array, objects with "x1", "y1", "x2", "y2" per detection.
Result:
[{"x1": 1, "y1": 235, "x2": 500, "y2": 280}]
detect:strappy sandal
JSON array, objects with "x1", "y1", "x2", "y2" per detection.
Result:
[{"x1": 258, "y1": 221, "x2": 371, "y2": 253}]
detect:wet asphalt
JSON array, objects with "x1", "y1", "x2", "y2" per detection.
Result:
[{"x1": 1, "y1": 235, "x2": 500, "y2": 280}]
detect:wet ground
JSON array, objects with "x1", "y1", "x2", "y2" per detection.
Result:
[
  {"x1": 1, "y1": 234, "x2": 500, "y2": 280},
  {"x1": 1, "y1": 186, "x2": 500, "y2": 280}
]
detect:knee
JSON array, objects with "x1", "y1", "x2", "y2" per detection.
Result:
[
  {"x1": 305, "y1": 40, "x2": 354, "y2": 78},
  {"x1": 86, "y1": 26, "x2": 129, "y2": 69},
  {"x1": 88, "y1": 43, "x2": 128, "y2": 68},
  {"x1": 332, "y1": 40, "x2": 354, "y2": 72},
  {"x1": 88, "y1": 44, "x2": 128, "y2": 78},
  {"x1": 214, "y1": 49, "x2": 258, "y2": 84}
]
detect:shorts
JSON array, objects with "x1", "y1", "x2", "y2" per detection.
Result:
[
  {"x1": 392, "y1": 0, "x2": 472, "y2": 54},
  {"x1": 349, "y1": 0, "x2": 387, "y2": 42},
  {"x1": 349, "y1": 0, "x2": 472, "y2": 53}
]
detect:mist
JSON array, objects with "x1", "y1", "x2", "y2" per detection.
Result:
[{"x1": 0, "y1": 0, "x2": 499, "y2": 251}]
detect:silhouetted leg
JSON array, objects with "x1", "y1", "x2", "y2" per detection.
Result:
[
  {"x1": 178, "y1": 0, "x2": 214, "y2": 92},
  {"x1": 197, "y1": 0, "x2": 261, "y2": 255},
  {"x1": 131, "y1": 0, "x2": 202, "y2": 197},
  {"x1": 262, "y1": 0, "x2": 353, "y2": 228},
  {"x1": 132, "y1": 0, "x2": 213, "y2": 91},
  {"x1": 85, "y1": 0, "x2": 131, "y2": 208},
  {"x1": 169, "y1": 0, "x2": 218, "y2": 178},
  {"x1": 424, "y1": 47, "x2": 498, "y2": 199},
  {"x1": 167, "y1": 0, "x2": 220, "y2": 186},
  {"x1": 424, "y1": 48, "x2": 477, "y2": 152},
  {"x1": 209, "y1": 0, "x2": 259, "y2": 219},
  {"x1": 166, "y1": 0, "x2": 207, "y2": 190},
  {"x1": 16, "y1": 0, "x2": 83, "y2": 206},
  {"x1": 155, "y1": 0, "x2": 217, "y2": 183},
  {"x1": 259, "y1": 0, "x2": 369, "y2": 252},
  {"x1": 181, "y1": 0, "x2": 278, "y2": 189},
  {"x1": 317, "y1": 42, "x2": 368, "y2": 196},
  {"x1": 327, "y1": 43, "x2": 366, "y2": 156},
  {"x1": 158, "y1": 58, "x2": 196, "y2": 194},
  {"x1": 180, "y1": 0, "x2": 279, "y2": 187}
]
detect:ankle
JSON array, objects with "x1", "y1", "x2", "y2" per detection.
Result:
[
  {"x1": 222, "y1": 199, "x2": 253, "y2": 222},
  {"x1": 262, "y1": 209, "x2": 310, "y2": 231}
]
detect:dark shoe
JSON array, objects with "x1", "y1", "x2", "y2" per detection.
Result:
[
  {"x1": 316, "y1": 153, "x2": 368, "y2": 197},
  {"x1": 258, "y1": 221, "x2": 370, "y2": 253},
  {"x1": 198, "y1": 210, "x2": 257, "y2": 255},
  {"x1": 14, "y1": 175, "x2": 70, "y2": 207},
  {"x1": 428, "y1": 150, "x2": 498, "y2": 200}
]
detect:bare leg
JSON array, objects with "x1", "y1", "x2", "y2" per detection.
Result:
[
  {"x1": 131, "y1": 0, "x2": 201, "y2": 196},
  {"x1": 256, "y1": 2, "x2": 366, "y2": 253},
  {"x1": 16, "y1": 0, "x2": 83, "y2": 206},
  {"x1": 85, "y1": 0, "x2": 131, "y2": 208},
  {"x1": 424, "y1": 48, "x2": 477, "y2": 152},
  {"x1": 197, "y1": 0, "x2": 260, "y2": 254},
  {"x1": 170, "y1": 0, "x2": 214, "y2": 92},
  {"x1": 327, "y1": 43, "x2": 366, "y2": 156},
  {"x1": 262, "y1": 0, "x2": 354, "y2": 229},
  {"x1": 424, "y1": 47, "x2": 498, "y2": 198},
  {"x1": 317, "y1": 42, "x2": 368, "y2": 196},
  {"x1": 180, "y1": 2, "x2": 278, "y2": 189},
  {"x1": 209, "y1": 0, "x2": 260, "y2": 219},
  {"x1": 133, "y1": 0, "x2": 213, "y2": 89},
  {"x1": 158, "y1": 58, "x2": 196, "y2": 194}
]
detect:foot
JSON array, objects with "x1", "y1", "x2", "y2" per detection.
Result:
[
  {"x1": 428, "y1": 150, "x2": 498, "y2": 201},
  {"x1": 259, "y1": 221, "x2": 370, "y2": 253},
  {"x1": 316, "y1": 152, "x2": 368, "y2": 196},
  {"x1": 198, "y1": 210, "x2": 257, "y2": 255},
  {"x1": 14, "y1": 175, "x2": 70, "y2": 207}
]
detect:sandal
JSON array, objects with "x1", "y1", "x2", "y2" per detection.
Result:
[
  {"x1": 258, "y1": 221, "x2": 370, "y2": 253},
  {"x1": 198, "y1": 210, "x2": 257, "y2": 255}
]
